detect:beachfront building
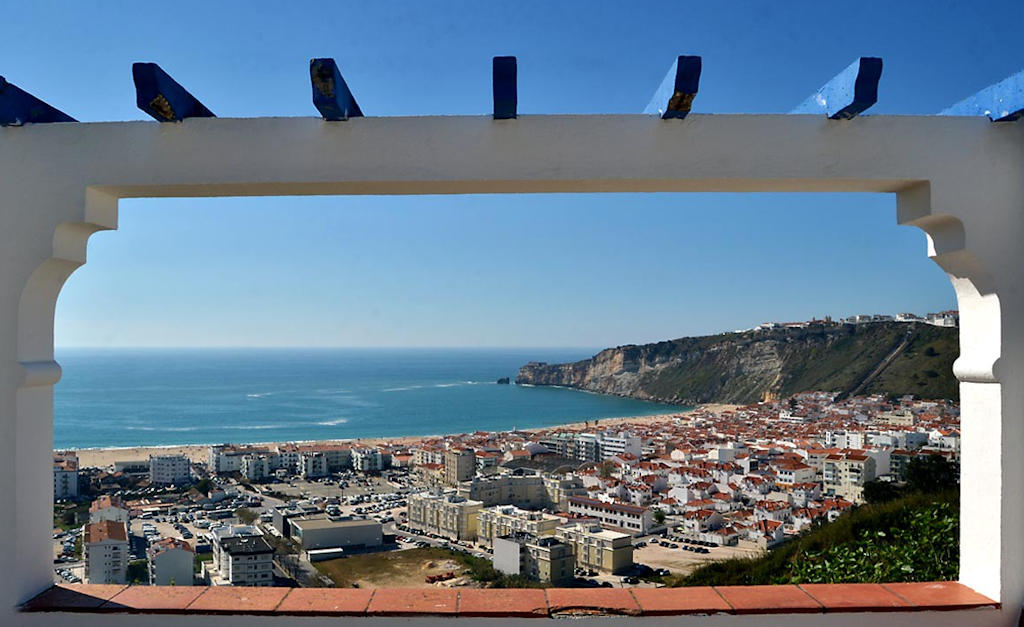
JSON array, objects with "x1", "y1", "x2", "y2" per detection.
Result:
[
  {"x1": 148, "y1": 537, "x2": 194, "y2": 586},
  {"x1": 149, "y1": 454, "x2": 191, "y2": 485},
  {"x1": 555, "y1": 522, "x2": 634, "y2": 574},
  {"x1": 492, "y1": 534, "x2": 574, "y2": 585},
  {"x1": 88, "y1": 495, "x2": 130, "y2": 525},
  {"x1": 406, "y1": 491, "x2": 482, "y2": 541},
  {"x1": 444, "y1": 448, "x2": 475, "y2": 485},
  {"x1": 83, "y1": 520, "x2": 128, "y2": 584},
  {"x1": 598, "y1": 432, "x2": 642, "y2": 460},
  {"x1": 567, "y1": 496, "x2": 655, "y2": 536},
  {"x1": 299, "y1": 452, "x2": 328, "y2": 479},
  {"x1": 209, "y1": 444, "x2": 273, "y2": 474},
  {"x1": 476, "y1": 505, "x2": 563, "y2": 546},
  {"x1": 53, "y1": 453, "x2": 79, "y2": 501}
]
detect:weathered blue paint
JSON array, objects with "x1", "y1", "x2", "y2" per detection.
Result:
[
  {"x1": 792, "y1": 57, "x2": 882, "y2": 120},
  {"x1": 941, "y1": 69, "x2": 1024, "y2": 121},
  {"x1": 493, "y1": 56, "x2": 517, "y2": 120},
  {"x1": 132, "y1": 63, "x2": 214, "y2": 122},
  {"x1": 310, "y1": 58, "x2": 363, "y2": 121},
  {"x1": 644, "y1": 56, "x2": 702, "y2": 119},
  {"x1": 0, "y1": 76, "x2": 76, "y2": 126}
]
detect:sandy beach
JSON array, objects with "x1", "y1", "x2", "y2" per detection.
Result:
[{"x1": 63, "y1": 404, "x2": 739, "y2": 469}]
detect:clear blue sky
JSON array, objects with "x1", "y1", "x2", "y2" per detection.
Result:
[{"x1": 7, "y1": 1, "x2": 1016, "y2": 348}]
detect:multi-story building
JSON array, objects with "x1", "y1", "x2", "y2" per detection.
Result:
[
  {"x1": 543, "y1": 474, "x2": 586, "y2": 510},
  {"x1": 476, "y1": 505, "x2": 563, "y2": 546},
  {"x1": 352, "y1": 448, "x2": 387, "y2": 473},
  {"x1": 457, "y1": 473, "x2": 548, "y2": 508},
  {"x1": 598, "y1": 431, "x2": 642, "y2": 460},
  {"x1": 406, "y1": 491, "x2": 482, "y2": 541},
  {"x1": 444, "y1": 448, "x2": 475, "y2": 485},
  {"x1": 53, "y1": 453, "x2": 79, "y2": 500},
  {"x1": 149, "y1": 454, "x2": 191, "y2": 485},
  {"x1": 84, "y1": 520, "x2": 128, "y2": 584},
  {"x1": 413, "y1": 446, "x2": 445, "y2": 467},
  {"x1": 207, "y1": 525, "x2": 274, "y2": 587},
  {"x1": 567, "y1": 496, "x2": 654, "y2": 536},
  {"x1": 209, "y1": 444, "x2": 273, "y2": 474},
  {"x1": 240, "y1": 454, "x2": 274, "y2": 482},
  {"x1": 299, "y1": 452, "x2": 328, "y2": 479},
  {"x1": 492, "y1": 534, "x2": 574, "y2": 585},
  {"x1": 148, "y1": 537, "x2": 194, "y2": 586},
  {"x1": 88, "y1": 495, "x2": 130, "y2": 524},
  {"x1": 823, "y1": 449, "x2": 878, "y2": 503},
  {"x1": 555, "y1": 522, "x2": 634, "y2": 574}
]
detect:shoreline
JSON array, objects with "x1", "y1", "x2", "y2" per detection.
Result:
[{"x1": 61, "y1": 404, "x2": 738, "y2": 469}]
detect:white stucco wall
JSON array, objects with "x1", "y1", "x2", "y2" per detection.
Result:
[{"x1": 1, "y1": 113, "x2": 1022, "y2": 625}]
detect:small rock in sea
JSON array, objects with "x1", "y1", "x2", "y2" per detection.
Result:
[{"x1": 496, "y1": 377, "x2": 510, "y2": 385}]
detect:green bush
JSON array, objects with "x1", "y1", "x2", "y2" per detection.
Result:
[{"x1": 677, "y1": 491, "x2": 958, "y2": 586}]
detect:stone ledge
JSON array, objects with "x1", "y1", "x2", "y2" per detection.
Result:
[{"x1": 21, "y1": 581, "x2": 998, "y2": 618}]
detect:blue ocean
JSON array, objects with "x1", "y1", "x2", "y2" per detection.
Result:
[{"x1": 54, "y1": 348, "x2": 677, "y2": 449}]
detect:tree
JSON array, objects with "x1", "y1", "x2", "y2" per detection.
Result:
[
  {"x1": 598, "y1": 462, "x2": 615, "y2": 479},
  {"x1": 235, "y1": 507, "x2": 258, "y2": 525},
  {"x1": 905, "y1": 455, "x2": 957, "y2": 494},
  {"x1": 924, "y1": 346, "x2": 938, "y2": 357},
  {"x1": 653, "y1": 509, "x2": 667, "y2": 525},
  {"x1": 194, "y1": 478, "x2": 213, "y2": 496},
  {"x1": 863, "y1": 479, "x2": 902, "y2": 504}
]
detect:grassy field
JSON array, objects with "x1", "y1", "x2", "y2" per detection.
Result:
[{"x1": 314, "y1": 547, "x2": 466, "y2": 588}]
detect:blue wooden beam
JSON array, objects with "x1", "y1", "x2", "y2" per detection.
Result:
[
  {"x1": 493, "y1": 56, "x2": 517, "y2": 120},
  {"x1": 0, "y1": 76, "x2": 75, "y2": 126},
  {"x1": 310, "y1": 58, "x2": 363, "y2": 121},
  {"x1": 644, "y1": 56, "x2": 702, "y2": 119},
  {"x1": 132, "y1": 63, "x2": 214, "y2": 122},
  {"x1": 792, "y1": 57, "x2": 883, "y2": 120},
  {"x1": 941, "y1": 69, "x2": 1024, "y2": 122}
]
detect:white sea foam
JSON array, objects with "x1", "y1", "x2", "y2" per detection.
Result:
[
  {"x1": 317, "y1": 418, "x2": 349, "y2": 426},
  {"x1": 247, "y1": 392, "x2": 272, "y2": 398},
  {"x1": 381, "y1": 385, "x2": 425, "y2": 392}
]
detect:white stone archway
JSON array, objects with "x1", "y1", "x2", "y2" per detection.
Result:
[{"x1": 1, "y1": 113, "x2": 1022, "y2": 626}]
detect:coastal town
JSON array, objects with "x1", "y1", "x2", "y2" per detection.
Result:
[{"x1": 52, "y1": 390, "x2": 960, "y2": 589}]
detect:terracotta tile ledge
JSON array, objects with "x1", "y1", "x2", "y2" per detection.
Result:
[{"x1": 21, "y1": 581, "x2": 998, "y2": 618}]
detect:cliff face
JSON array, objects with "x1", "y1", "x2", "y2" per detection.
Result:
[{"x1": 516, "y1": 323, "x2": 959, "y2": 404}]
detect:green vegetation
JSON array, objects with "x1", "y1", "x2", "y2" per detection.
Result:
[
  {"x1": 450, "y1": 550, "x2": 547, "y2": 589},
  {"x1": 234, "y1": 507, "x2": 258, "y2": 524},
  {"x1": 676, "y1": 490, "x2": 958, "y2": 586},
  {"x1": 53, "y1": 503, "x2": 88, "y2": 531},
  {"x1": 194, "y1": 478, "x2": 213, "y2": 496},
  {"x1": 193, "y1": 552, "x2": 213, "y2": 574},
  {"x1": 127, "y1": 559, "x2": 149, "y2": 584}
]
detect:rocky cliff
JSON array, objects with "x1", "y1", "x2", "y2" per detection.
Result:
[{"x1": 516, "y1": 322, "x2": 959, "y2": 404}]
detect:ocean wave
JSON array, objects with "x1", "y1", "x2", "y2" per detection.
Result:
[
  {"x1": 246, "y1": 392, "x2": 273, "y2": 398},
  {"x1": 381, "y1": 385, "x2": 425, "y2": 392},
  {"x1": 316, "y1": 418, "x2": 349, "y2": 426}
]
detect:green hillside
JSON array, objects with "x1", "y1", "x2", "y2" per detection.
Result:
[
  {"x1": 675, "y1": 491, "x2": 958, "y2": 587},
  {"x1": 518, "y1": 322, "x2": 959, "y2": 404}
]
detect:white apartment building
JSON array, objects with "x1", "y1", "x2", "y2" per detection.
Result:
[
  {"x1": 352, "y1": 448, "x2": 386, "y2": 472},
  {"x1": 53, "y1": 454, "x2": 79, "y2": 500},
  {"x1": 84, "y1": 520, "x2": 128, "y2": 584},
  {"x1": 598, "y1": 431, "x2": 642, "y2": 459},
  {"x1": 207, "y1": 525, "x2": 274, "y2": 587},
  {"x1": 88, "y1": 495, "x2": 130, "y2": 524},
  {"x1": 148, "y1": 537, "x2": 194, "y2": 586},
  {"x1": 457, "y1": 473, "x2": 548, "y2": 508},
  {"x1": 567, "y1": 496, "x2": 654, "y2": 536},
  {"x1": 149, "y1": 454, "x2": 191, "y2": 485},
  {"x1": 299, "y1": 452, "x2": 328, "y2": 478}
]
